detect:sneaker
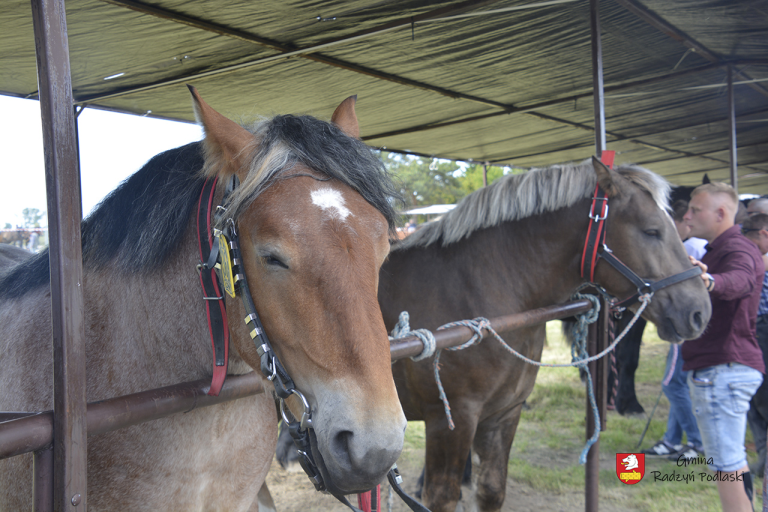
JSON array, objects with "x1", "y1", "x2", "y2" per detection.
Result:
[
  {"x1": 642, "y1": 439, "x2": 684, "y2": 458},
  {"x1": 669, "y1": 444, "x2": 705, "y2": 461}
]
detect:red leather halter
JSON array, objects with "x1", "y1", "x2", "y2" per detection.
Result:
[{"x1": 197, "y1": 177, "x2": 229, "y2": 396}]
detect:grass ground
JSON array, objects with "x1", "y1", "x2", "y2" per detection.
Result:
[
  {"x1": 399, "y1": 320, "x2": 763, "y2": 511},
  {"x1": 267, "y1": 320, "x2": 763, "y2": 511}
]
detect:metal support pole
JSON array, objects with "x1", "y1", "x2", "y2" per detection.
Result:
[
  {"x1": 483, "y1": 162, "x2": 489, "y2": 187},
  {"x1": 727, "y1": 64, "x2": 738, "y2": 191},
  {"x1": 30, "y1": 0, "x2": 88, "y2": 510},
  {"x1": 34, "y1": 445, "x2": 54, "y2": 512},
  {"x1": 587, "y1": 0, "x2": 607, "y2": 508},
  {"x1": 590, "y1": 0, "x2": 606, "y2": 158},
  {"x1": 585, "y1": 295, "x2": 608, "y2": 512}
]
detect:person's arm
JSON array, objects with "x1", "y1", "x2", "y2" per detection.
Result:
[{"x1": 708, "y1": 251, "x2": 758, "y2": 301}]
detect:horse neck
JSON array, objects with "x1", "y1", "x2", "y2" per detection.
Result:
[
  {"x1": 476, "y1": 202, "x2": 590, "y2": 309},
  {"x1": 84, "y1": 212, "x2": 246, "y2": 395},
  {"x1": 381, "y1": 201, "x2": 590, "y2": 327}
]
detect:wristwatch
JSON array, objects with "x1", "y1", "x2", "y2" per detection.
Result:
[{"x1": 703, "y1": 273, "x2": 715, "y2": 292}]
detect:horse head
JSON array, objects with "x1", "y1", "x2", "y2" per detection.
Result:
[
  {"x1": 590, "y1": 157, "x2": 711, "y2": 342},
  {"x1": 190, "y1": 89, "x2": 406, "y2": 494}
]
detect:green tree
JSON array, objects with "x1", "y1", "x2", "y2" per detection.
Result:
[
  {"x1": 382, "y1": 152, "x2": 466, "y2": 207},
  {"x1": 21, "y1": 208, "x2": 44, "y2": 229},
  {"x1": 457, "y1": 163, "x2": 510, "y2": 194}
]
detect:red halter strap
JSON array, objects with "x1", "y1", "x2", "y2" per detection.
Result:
[
  {"x1": 580, "y1": 151, "x2": 614, "y2": 281},
  {"x1": 196, "y1": 177, "x2": 229, "y2": 396}
]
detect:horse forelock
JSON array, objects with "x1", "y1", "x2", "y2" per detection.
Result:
[
  {"x1": 394, "y1": 159, "x2": 670, "y2": 250},
  {"x1": 217, "y1": 115, "x2": 400, "y2": 235}
]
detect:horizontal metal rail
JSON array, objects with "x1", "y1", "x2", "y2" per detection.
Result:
[
  {"x1": 0, "y1": 372, "x2": 264, "y2": 459},
  {"x1": 0, "y1": 299, "x2": 592, "y2": 460},
  {"x1": 390, "y1": 299, "x2": 592, "y2": 360}
]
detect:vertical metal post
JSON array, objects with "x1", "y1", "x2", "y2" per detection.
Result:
[
  {"x1": 34, "y1": 445, "x2": 54, "y2": 512},
  {"x1": 590, "y1": 0, "x2": 606, "y2": 158},
  {"x1": 585, "y1": 298, "x2": 608, "y2": 512},
  {"x1": 727, "y1": 64, "x2": 738, "y2": 191},
  {"x1": 483, "y1": 162, "x2": 488, "y2": 187},
  {"x1": 30, "y1": 0, "x2": 88, "y2": 510},
  {"x1": 587, "y1": 0, "x2": 607, "y2": 508}
]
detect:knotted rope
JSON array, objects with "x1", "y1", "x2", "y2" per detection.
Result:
[{"x1": 389, "y1": 292, "x2": 652, "y2": 464}]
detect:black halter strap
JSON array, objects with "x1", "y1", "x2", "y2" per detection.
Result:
[{"x1": 580, "y1": 183, "x2": 702, "y2": 312}]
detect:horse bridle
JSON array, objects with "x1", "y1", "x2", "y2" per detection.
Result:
[
  {"x1": 197, "y1": 175, "x2": 429, "y2": 512},
  {"x1": 580, "y1": 182, "x2": 702, "y2": 313}
]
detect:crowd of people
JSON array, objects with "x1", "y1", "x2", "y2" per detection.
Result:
[{"x1": 639, "y1": 184, "x2": 768, "y2": 511}]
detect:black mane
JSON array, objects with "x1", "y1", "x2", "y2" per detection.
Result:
[
  {"x1": 1, "y1": 115, "x2": 401, "y2": 300},
  {"x1": 0, "y1": 142, "x2": 205, "y2": 299}
]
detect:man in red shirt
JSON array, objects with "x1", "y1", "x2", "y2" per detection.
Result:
[{"x1": 683, "y1": 182, "x2": 765, "y2": 512}]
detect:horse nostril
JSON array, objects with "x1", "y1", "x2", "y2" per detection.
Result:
[
  {"x1": 331, "y1": 430, "x2": 353, "y2": 463},
  {"x1": 691, "y1": 311, "x2": 703, "y2": 332}
]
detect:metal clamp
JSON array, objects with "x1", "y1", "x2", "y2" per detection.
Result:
[{"x1": 280, "y1": 388, "x2": 313, "y2": 430}]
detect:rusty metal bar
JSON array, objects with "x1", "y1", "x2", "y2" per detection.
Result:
[
  {"x1": 34, "y1": 445, "x2": 54, "y2": 512},
  {"x1": 389, "y1": 299, "x2": 592, "y2": 361},
  {"x1": 728, "y1": 64, "x2": 738, "y2": 191},
  {"x1": 0, "y1": 373, "x2": 264, "y2": 460},
  {"x1": 30, "y1": 0, "x2": 88, "y2": 510}
]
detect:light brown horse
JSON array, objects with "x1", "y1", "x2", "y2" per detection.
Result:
[
  {"x1": 0, "y1": 90, "x2": 405, "y2": 510},
  {"x1": 379, "y1": 159, "x2": 711, "y2": 512}
]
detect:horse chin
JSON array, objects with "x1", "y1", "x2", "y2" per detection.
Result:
[
  {"x1": 654, "y1": 319, "x2": 685, "y2": 343},
  {"x1": 308, "y1": 428, "x2": 396, "y2": 494}
]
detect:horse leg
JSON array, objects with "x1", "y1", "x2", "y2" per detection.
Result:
[
  {"x1": 470, "y1": 404, "x2": 523, "y2": 512},
  {"x1": 422, "y1": 415, "x2": 477, "y2": 512},
  {"x1": 250, "y1": 482, "x2": 276, "y2": 512},
  {"x1": 615, "y1": 317, "x2": 646, "y2": 416}
]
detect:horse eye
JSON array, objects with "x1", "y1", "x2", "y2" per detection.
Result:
[
  {"x1": 262, "y1": 255, "x2": 289, "y2": 269},
  {"x1": 644, "y1": 229, "x2": 660, "y2": 238}
]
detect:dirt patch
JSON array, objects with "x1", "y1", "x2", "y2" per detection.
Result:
[{"x1": 263, "y1": 440, "x2": 630, "y2": 512}]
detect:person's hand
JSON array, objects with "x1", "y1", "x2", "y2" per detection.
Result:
[{"x1": 689, "y1": 256, "x2": 713, "y2": 290}]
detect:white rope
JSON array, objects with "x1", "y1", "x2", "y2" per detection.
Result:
[{"x1": 389, "y1": 311, "x2": 436, "y2": 362}]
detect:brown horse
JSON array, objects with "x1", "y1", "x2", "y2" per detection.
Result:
[
  {"x1": 379, "y1": 158, "x2": 711, "y2": 512},
  {"x1": 0, "y1": 90, "x2": 405, "y2": 510}
]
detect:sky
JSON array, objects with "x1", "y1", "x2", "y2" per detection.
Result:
[{"x1": 0, "y1": 95, "x2": 203, "y2": 228}]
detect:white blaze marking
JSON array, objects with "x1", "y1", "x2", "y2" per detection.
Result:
[{"x1": 311, "y1": 188, "x2": 351, "y2": 220}]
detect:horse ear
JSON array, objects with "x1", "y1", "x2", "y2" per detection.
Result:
[
  {"x1": 591, "y1": 156, "x2": 620, "y2": 197},
  {"x1": 188, "y1": 85, "x2": 256, "y2": 179},
  {"x1": 331, "y1": 95, "x2": 360, "y2": 139}
]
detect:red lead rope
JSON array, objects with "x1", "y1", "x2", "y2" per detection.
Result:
[{"x1": 357, "y1": 485, "x2": 381, "y2": 512}]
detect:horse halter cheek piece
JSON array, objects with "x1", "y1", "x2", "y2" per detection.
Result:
[
  {"x1": 580, "y1": 183, "x2": 702, "y2": 313},
  {"x1": 197, "y1": 176, "x2": 429, "y2": 512}
]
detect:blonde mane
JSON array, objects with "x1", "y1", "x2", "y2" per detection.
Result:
[{"x1": 395, "y1": 159, "x2": 670, "y2": 250}]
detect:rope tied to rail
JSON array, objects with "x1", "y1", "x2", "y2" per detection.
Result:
[
  {"x1": 390, "y1": 291, "x2": 653, "y2": 462},
  {"x1": 389, "y1": 311, "x2": 436, "y2": 362}
]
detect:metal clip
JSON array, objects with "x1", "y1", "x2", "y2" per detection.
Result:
[{"x1": 280, "y1": 389, "x2": 313, "y2": 430}]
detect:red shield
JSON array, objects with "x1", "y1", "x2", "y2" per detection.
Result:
[{"x1": 616, "y1": 453, "x2": 645, "y2": 485}]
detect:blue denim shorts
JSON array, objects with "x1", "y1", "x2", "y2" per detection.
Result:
[{"x1": 688, "y1": 363, "x2": 763, "y2": 472}]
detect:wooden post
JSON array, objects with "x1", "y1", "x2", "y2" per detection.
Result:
[{"x1": 30, "y1": 0, "x2": 88, "y2": 510}]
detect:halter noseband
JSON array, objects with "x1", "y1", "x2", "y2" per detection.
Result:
[
  {"x1": 197, "y1": 176, "x2": 428, "y2": 512},
  {"x1": 579, "y1": 158, "x2": 702, "y2": 313}
]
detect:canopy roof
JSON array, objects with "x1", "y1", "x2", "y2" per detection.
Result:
[{"x1": 4, "y1": 0, "x2": 767, "y2": 191}]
